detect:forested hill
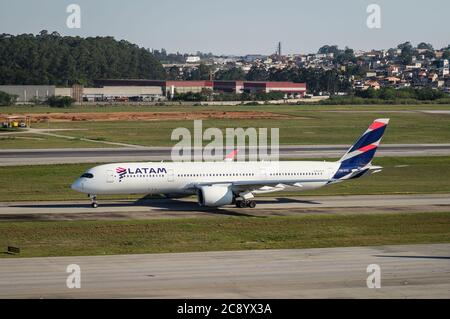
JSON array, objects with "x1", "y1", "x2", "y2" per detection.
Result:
[{"x1": 0, "y1": 31, "x2": 166, "y2": 86}]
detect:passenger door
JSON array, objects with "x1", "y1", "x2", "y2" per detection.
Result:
[
  {"x1": 167, "y1": 169, "x2": 174, "y2": 182},
  {"x1": 259, "y1": 168, "x2": 267, "y2": 179},
  {"x1": 106, "y1": 170, "x2": 115, "y2": 183}
]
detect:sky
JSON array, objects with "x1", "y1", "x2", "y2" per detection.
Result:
[{"x1": 0, "y1": 0, "x2": 448, "y2": 55}]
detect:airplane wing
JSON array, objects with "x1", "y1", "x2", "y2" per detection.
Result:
[{"x1": 187, "y1": 179, "x2": 324, "y2": 195}]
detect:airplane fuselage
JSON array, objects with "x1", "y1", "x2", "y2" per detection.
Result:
[{"x1": 71, "y1": 160, "x2": 341, "y2": 196}]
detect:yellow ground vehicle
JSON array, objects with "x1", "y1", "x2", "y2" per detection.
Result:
[{"x1": 0, "y1": 116, "x2": 31, "y2": 128}]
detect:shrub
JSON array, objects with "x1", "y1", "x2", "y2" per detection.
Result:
[
  {"x1": 354, "y1": 87, "x2": 447, "y2": 101},
  {"x1": 172, "y1": 92, "x2": 206, "y2": 102},
  {"x1": 0, "y1": 91, "x2": 17, "y2": 106},
  {"x1": 435, "y1": 98, "x2": 450, "y2": 104},
  {"x1": 46, "y1": 95, "x2": 76, "y2": 107}
]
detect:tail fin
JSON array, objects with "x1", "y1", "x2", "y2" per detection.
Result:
[{"x1": 338, "y1": 118, "x2": 389, "y2": 169}]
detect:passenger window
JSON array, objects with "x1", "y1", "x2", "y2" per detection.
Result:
[{"x1": 81, "y1": 173, "x2": 94, "y2": 178}]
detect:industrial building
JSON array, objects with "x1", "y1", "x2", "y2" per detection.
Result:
[
  {"x1": 244, "y1": 81, "x2": 306, "y2": 97},
  {"x1": 213, "y1": 81, "x2": 244, "y2": 93},
  {"x1": 94, "y1": 79, "x2": 213, "y2": 96},
  {"x1": 0, "y1": 84, "x2": 163, "y2": 103},
  {"x1": 0, "y1": 80, "x2": 307, "y2": 103},
  {"x1": 81, "y1": 86, "x2": 162, "y2": 102},
  {"x1": 53, "y1": 85, "x2": 163, "y2": 102},
  {"x1": 0, "y1": 85, "x2": 55, "y2": 103},
  {"x1": 212, "y1": 80, "x2": 307, "y2": 97},
  {"x1": 94, "y1": 79, "x2": 307, "y2": 98}
]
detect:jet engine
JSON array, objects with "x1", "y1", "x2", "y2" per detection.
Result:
[{"x1": 197, "y1": 185, "x2": 234, "y2": 207}]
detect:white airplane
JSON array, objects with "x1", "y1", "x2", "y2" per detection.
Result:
[{"x1": 71, "y1": 119, "x2": 389, "y2": 208}]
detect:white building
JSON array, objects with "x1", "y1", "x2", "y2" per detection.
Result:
[
  {"x1": 186, "y1": 56, "x2": 201, "y2": 63},
  {"x1": 0, "y1": 85, "x2": 55, "y2": 102}
]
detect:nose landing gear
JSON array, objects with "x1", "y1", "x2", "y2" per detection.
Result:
[{"x1": 89, "y1": 194, "x2": 98, "y2": 208}]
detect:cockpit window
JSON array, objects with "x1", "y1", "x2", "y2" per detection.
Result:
[{"x1": 81, "y1": 173, "x2": 94, "y2": 179}]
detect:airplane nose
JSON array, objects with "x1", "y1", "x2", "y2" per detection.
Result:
[{"x1": 71, "y1": 179, "x2": 83, "y2": 192}]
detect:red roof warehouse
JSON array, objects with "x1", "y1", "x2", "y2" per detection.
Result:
[{"x1": 244, "y1": 81, "x2": 306, "y2": 95}]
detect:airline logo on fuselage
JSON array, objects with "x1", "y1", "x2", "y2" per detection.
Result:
[{"x1": 116, "y1": 167, "x2": 167, "y2": 181}]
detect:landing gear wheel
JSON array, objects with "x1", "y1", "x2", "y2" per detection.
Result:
[
  {"x1": 89, "y1": 194, "x2": 98, "y2": 208},
  {"x1": 247, "y1": 200, "x2": 256, "y2": 208},
  {"x1": 237, "y1": 200, "x2": 246, "y2": 208}
]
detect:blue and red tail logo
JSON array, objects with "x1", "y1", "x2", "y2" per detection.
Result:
[{"x1": 333, "y1": 119, "x2": 389, "y2": 179}]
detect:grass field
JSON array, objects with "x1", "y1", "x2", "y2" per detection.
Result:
[
  {"x1": 1, "y1": 104, "x2": 450, "y2": 148},
  {"x1": 1, "y1": 212, "x2": 449, "y2": 258},
  {"x1": 29, "y1": 109, "x2": 450, "y2": 146},
  {"x1": 0, "y1": 133, "x2": 110, "y2": 149},
  {"x1": 0, "y1": 156, "x2": 449, "y2": 202},
  {"x1": 2, "y1": 103, "x2": 450, "y2": 114}
]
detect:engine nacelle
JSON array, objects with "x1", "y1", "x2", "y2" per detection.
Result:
[{"x1": 197, "y1": 185, "x2": 234, "y2": 207}]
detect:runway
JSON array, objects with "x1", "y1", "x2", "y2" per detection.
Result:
[
  {"x1": 1, "y1": 194, "x2": 449, "y2": 221},
  {"x1": 2, "y1": 143, "x2": 450, "y2": 165},
  {"x1": 0, "y1": 244, "x2": 449, "y2": 298}
]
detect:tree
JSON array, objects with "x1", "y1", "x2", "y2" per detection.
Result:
[
  {"x1": 268, "y1": 67, "x2": 295, "y2": 81},
  {"x1": 187, "y1": 64, "x2": 212, "y2": 80},
  {"x1": 246, "y1": 66, "x2": 269, "y2": 81},
  {"x1": 443, "y1": 45, "x2": 450, "y2": 59},
  {"x1": 397, "y1": 41, "x2": 414, "y2": 65},
  {"x1": 167, "y1": 66, "x2": 181, "y2": 80},
  {"x1": 422, "y1": 50, "x2": 435, "y2": 59},
  {"x1": 320, "y1": 70, "x2": 339, "y2": 94},
  {"x1": 397, "y1": 41, "x2": 413, "y2": 51},
  {"x1": 46, "y1": 95, "x2": 75, "y2": 107},
  {"x1": 396, "y1": 87, "x2": 416, "y2": 99},
  {"x1": 172, "y1": 91, "x2": 205, "y2": 102},
  {"x1": 0, "y1": 91, "x2": 17, "y2": 106},
  {"x1": 356, "y1": 87, "x2": 379, "y2": 99},
  {"x1": 214, "y1": 67, "x2": 246, "y2": 81},
  {"x1": 0, "y1": 31, "x2": 166, "y2": 86},
  {"x1": 379, "y1": 87, "x2": 396, "y2": 100},
  {"x1": 318, "y1": 45, "x2": 340, "y2": 55},
  {"x1": 336, "y1": 47, "x2": 356, "y2": 64},
  {"x1": 415, "y1": 88, "x2": 445, "y2": 100},
  {"x1": 295, "y1": 68, "x2": 322, "y2": 94},
  {"x1": 344, "y1": 64, "x2": 366, "y2": 78},
  {"x1": 417, "y1": 42, "x2": 433, "y2": 51}
]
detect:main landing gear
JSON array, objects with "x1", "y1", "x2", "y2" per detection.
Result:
[
  {"x1": 89, "y1": 194, "x2": 98, "y2": 208},
  {"x1": 235, "y1": 199, "x2": 256, "y2": 208}
]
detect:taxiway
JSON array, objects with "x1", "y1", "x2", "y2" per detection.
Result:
[
  {"x1": 0, "y1": 244, "x2": 449, "y2": 298},
  {"x1": 2, "y1": 144, "x2": 450, "y2": 165},
  {"x1": 0, "y1": 194, "x2": 449, "y2": 221}
]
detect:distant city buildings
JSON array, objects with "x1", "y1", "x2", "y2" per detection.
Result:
[
  {"x1": 1, "y1": 42, "x2": 449, "y2": 102},
  {"x1": 159, "y1": 44, "x2": 449, "y2": 95}
]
